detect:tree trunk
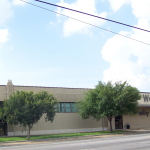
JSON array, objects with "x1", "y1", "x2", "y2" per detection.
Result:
[
  {"x1": 109, "y1": 118, "x2": 113, "y2": 132},
  {"x1": 102, "y1": 117, "x2": 104, "y2": 131},
  {"x1": 107, "y1": 116, "x2": 113, "y2": 132},
  {"x1": 27, "y1": 125, "x2": 31, "y2": 140}
]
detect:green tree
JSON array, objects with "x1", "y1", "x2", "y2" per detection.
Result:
[
  {"x1": 77, "y1": 81, "x2": 141, "y2": 132},
  {"x1": 0, "y1": 91, "x2": 57, "y2": 140}
]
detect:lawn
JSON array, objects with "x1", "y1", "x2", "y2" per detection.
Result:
[{"x1": 0, "y1": 131, "x2": 126, "y2": 142}]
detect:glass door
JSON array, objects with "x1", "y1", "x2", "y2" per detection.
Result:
[
  {"x1": 0, "y1": 120, "x2": 7, "y2": 136},
  {"x1": 115, "y1": 116, "x2": 123, "y2": 129}
]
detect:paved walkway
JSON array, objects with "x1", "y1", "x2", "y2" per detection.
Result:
[
  {"x1": 123, "y1": 128, "x2": 150, "y2": 133},
  {"x1": 1, "y1": 129, "x2": 150, "y2": 146}
]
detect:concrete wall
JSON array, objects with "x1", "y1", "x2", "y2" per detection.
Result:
[
  {"x1": 8, "y1": 114, "x2": 107, "y2": 136},
  {"x1": 108, "y1": 107, "x2": 150, "y2": 131},
  {"x1": 0, "y1": 80, "x2": 107, "y2": 136},
  {"x1": 2, "y1": 80, "x2": 150, "y2": 135},
  {"x1": 0, "y1": 85, "x2": 6, "y2": 101},
  {"x1": 14, "y1": 85, "x2": 87, "y2": 103},
  {"x1": 123, "y1": 107, "x2": 150, "y2": 130}
]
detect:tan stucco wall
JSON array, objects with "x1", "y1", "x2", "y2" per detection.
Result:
[
  {"x1": 1, "y1": 80, "x2": 150, "y2": 135},
  {"x1": 9, "y1": 114, "x2": 107, "y2": 136},
  {"x1": 108, "y1": 107, "x2": 150, "y2": 131},
  {"x1": 12, "y1": 113, "x2": 103, "y2": 131},
  {"x1": 123, "y1": 107, "x2": 150, "y2": 130},
  {"x1": 0, "y1": 81, "x2": 107, "y2": 136},
  {"x1": 0, "y1": 85, "x2": 6, "y2": 101},
  {"x1": 14, "y1": 86, "x2": 87, "y2": 102},
  {"x1": 10, "y1": 86, "x2": 108, "y2": 135}
]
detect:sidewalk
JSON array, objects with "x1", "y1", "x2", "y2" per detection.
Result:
[
  {"x1": 124, "y1": 128, "x2": 150, "y2": 134},
  {"x1": 0, "y1": 129, "x2": 150, "y2": 146}
]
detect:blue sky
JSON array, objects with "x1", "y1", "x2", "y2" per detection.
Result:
[{"x1": 0, "y1": 0, "x2": 150, "y2": 92}]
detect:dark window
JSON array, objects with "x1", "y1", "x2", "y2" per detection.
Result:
[
  {"x1": 56, "y1": 102, "x2": 77, "y2": 113},
  {"x1": 72, "y1": 103, "x2": 78, "y2": 112},
  {"x1": 0, "y1": 120, "x2": 7, "y2": 136},
  {"x1": 0, "y1": 101, "x2": 4, "y2": 108}
]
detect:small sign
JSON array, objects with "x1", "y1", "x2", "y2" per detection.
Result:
[
  {"x1": 143, "y1": 94, "x2": 150, "y2": 102},
  {"x1": 139, "y1": 109, "x2": 149, "y2": 117}
]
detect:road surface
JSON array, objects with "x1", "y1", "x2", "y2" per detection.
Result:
[{"x1": 1, "y1": 133, "x2": 150, "y2": 150}]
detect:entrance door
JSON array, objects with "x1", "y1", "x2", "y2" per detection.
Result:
[
  {"x1": 0, "y1": 120, "x2": 7, "y2": 136},
  {"x1": 115, "y1": 116, "x2": 123, "y2": 129}
]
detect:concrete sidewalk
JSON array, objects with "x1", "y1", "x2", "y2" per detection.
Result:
[
  {"x1": 0, "y1": 129, "x2": 150, "y2": 146},
  {"x1": 123, "y1": 128, "x2": 150, "y2": 134}
]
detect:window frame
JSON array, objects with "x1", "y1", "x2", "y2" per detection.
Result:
[{"x1": 56, "y1": 102, "x2": 77, "y2": 113}]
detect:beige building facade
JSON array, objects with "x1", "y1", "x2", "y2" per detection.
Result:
[
  {"x1": 109, "y1": 92, "x2": 150, "y2": 130},
  {"x1": 0, "y1": 80, "x2": 150, "y2": 136},
  {"x1": 0, "y1": 80, "x2": 107, "y2": 136}
]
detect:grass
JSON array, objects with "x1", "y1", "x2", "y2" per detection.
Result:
[{"x1": 0, "y1": 131, "x2": 126, "y2": 142}]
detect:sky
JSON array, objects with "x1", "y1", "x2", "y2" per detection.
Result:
[{"x1": 0, "y1": 0, "x2": 150, "y2": 92}]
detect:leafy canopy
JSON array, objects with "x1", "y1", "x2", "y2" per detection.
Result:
[
  {"x1": 0, "y1": 90, "x2": 57, "y2": 139},
  {"x1": 77, "y1": 81, "x2": 141, "y2": 121}
]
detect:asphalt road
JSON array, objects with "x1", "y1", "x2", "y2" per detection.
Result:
[{"x1": 1, "y1": 133, "x2": 150, "y2": 150}]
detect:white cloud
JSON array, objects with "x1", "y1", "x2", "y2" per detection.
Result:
[
  {"x1": 0, "y1": 0, "x2": 13, "y2": 47},
  {"x1": 109, "y1": 0, "x2": 150, "y2": 20},
  {"x1": 102, "y1": 0, "x2": 150, "y2": 92},
  {"x1": 108, "y1": 0, "x2": 130, "y2": 12},
  {"x1": 130, "y1": 0, "x2": 150, "y2": 20},
  {"x1": 0, "y1": 0, "x2": 13, "y2": 26},
  {"x1": 12, "y1": 0, "x2": 28, "y2": 6},
  {"x1": 101, "y1": 30, "x2": 150, "y2": 92},
  {"x1": 56, "y1": 0, "x2": 107, "y2": 36},
  {"x1": 0, "y1": 29, "x2": 9, "y2": 43}
]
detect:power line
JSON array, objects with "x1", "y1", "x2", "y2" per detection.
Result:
[
  {"x1": 35, "y1": 0, "x2": 150, "y2": 33},
  {"x1": 20, "y1": 0, "x2": 150, "y2": 46}
]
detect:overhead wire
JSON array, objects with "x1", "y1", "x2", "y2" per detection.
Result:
[
  {"x1": 21, "y1": 0, "x2": 150, "y2": 46},
  {"x1": 35, "y1": 0, "x2": 150, "y2": 33}
]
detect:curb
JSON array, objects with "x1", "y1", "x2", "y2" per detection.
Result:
[{"x1": 0, "y1": 130, "x2": 150, "y2": 146}]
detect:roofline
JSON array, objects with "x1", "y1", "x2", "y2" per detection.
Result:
[
  {"x1": 0, "y1": 84, "x2": 150, "y2": 92},
  {"x1": 13, "y1": 85, "x2": 93, "y2": 90},
  {"x1": 140, "y1": 92, "x2": 150, "y2": 94}
]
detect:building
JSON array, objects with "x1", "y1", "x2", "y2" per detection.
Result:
[
  {"x1": 0, "y1": 80, "x2": 108, "y2": 136},
  {"x1": 0, "y1": 80, "x2": 150, "y2": 136},
  {"x1": 113, "y1": 92, "x2": 150, "y2": 130}
]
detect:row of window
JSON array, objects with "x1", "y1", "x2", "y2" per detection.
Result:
[
  {"x1": 0, "y1": 101, "x2": 77, "y2": 113},
  {"x1": 55, "y1": 102, "x2": 78, "y2": 113}
]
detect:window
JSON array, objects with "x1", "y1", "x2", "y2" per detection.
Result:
[
  {"x1": 56, "y1": 102, "x2": 78, "y2": 113},
  {"x1": 0, "y1": 101, "x2": 4, "y2": 108}
]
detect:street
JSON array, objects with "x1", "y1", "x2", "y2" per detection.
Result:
[{"x1": 1, "y1": 133, "x2": 150, "y2": 150}]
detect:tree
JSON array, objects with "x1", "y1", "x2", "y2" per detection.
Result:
[
  {"x1": 0, "y1": 91, "x2": 57, "y2": 140},
  {"x1": 77, "y1": 81, "x2": 141, "y2": 132}
]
